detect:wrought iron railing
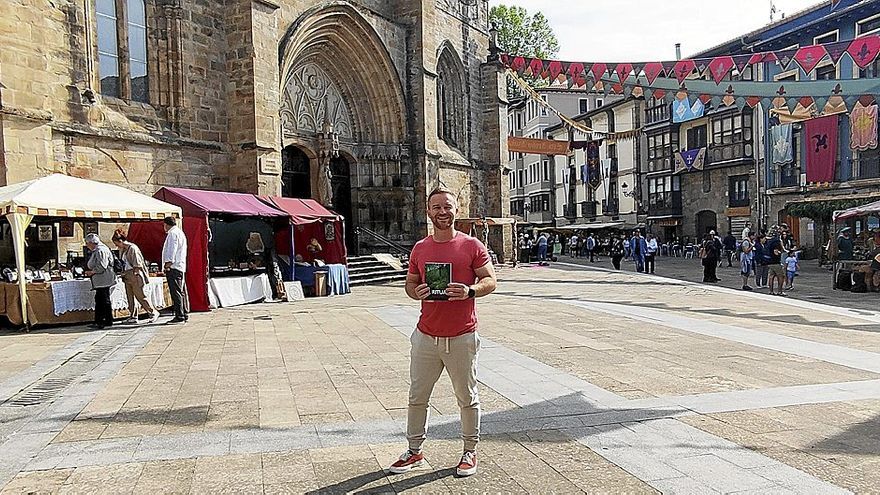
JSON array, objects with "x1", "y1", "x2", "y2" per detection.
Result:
[{"x1": 355, "y1": 226, "x2": 410, "y2": 261}]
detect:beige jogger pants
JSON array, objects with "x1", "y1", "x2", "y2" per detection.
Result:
[{"x1": 407, "y1": 329, "x2": 480, "y2": 452}]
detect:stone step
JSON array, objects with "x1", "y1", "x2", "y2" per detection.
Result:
[{"x1": 350, "y1": 272, "x2": 408, "y2": 286}]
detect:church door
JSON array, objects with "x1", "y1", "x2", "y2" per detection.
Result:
[
  {"x1": 281, "y1": 146, "x2": 311, "y2": 198},
  {"x1": 330, "y1": 156, "x2": 355, "y2": 253}
]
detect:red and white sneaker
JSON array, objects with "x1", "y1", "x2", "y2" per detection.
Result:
[
  {"x1": 456, "y1": 450, "x2": 477, "y2": 477},
  {"x1": 388, "y1": 449, "x2": 425, "y2": 474}
]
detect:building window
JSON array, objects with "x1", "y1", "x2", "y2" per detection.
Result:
[
  {"x1": 858, "y1": 15, "x2": 880, "y2": 36},
  {"x1": 815, "y1": 64, "x2": 836, "y2": 80},
  {"x1": 686, "y1": 125, "x2": 707, "y2": 149},
  {"x1": 646, "y1": 96, "x2": 670, "y2": 124},
  {"x1": 542, "y1": 160, "x2": 549, "y2": 181},
  {"x1": 648, "y1": 175, "x2": 681, "y2": 214},
  {"x1": 856, "y1": 148, "x2": 880, "y2": 179},
  {"x1": 647, "y1": 130, "x2": 678, "y2": 172},
  {"x1": 729, "y1": 175, "x2": 749, "y2": 207},
  {"x1": 813, "y1": 31, "x2": 838, "y2": 45},
  {"x1": 596, "y1": 99, "x2": 604, "y2": 108},
  {"x1": 95, "y1": 0, "x2": 150, "y2": 102},
  {"x1": 579, "y1": 98, "x2": 589, "y2": 114},
  {"x1": 437, "y1": 47, "x2": 467, "y2": 150},
  {"x1": 859, "y1": 59, "x2": 880, "y2": 78},
  {"x1": 540, "y1": 95, "x2": 548, "y2": 116},
  {"x1": 709, "y1": 109, "x2": 753, "y2": 163},
  {"x1": 607, "y1": 143, "x2": 618, "y2": 175}
]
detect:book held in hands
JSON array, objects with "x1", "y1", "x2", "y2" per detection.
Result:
[{"x1": 424, "y1": 262, "x2": 452, "y2": 301}]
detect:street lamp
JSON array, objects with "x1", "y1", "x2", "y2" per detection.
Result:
[{"x1": 621, "y1": 182, "x2": 637, "y2": 198}]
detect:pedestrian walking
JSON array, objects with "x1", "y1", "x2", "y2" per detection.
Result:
[
  {"x1": 784, "y1": 250, "x2": 799, "y2": 291},
  {"x1": 764, "y1": 226, "x2": 787, "y2": 296},
  {"x1": 84, "y1": 233, "x2": 115, "y2": 329},
  {"x1": 586, "y1": 234, "x2": 596, "y2": 262},
  {"x1": 388, "y1": 187, "x2": 497, "y2": 478},
  {"x1": 646, "y1": 234, "x2": 658, "y2": 274},
  {"x1": 630, "y1": 230, "x2": 648, "y2": 273},
  {"x1": 112, "y1": 230, "x2": 158, "y2": 324},
  {"x1": 162, "y1": 216, "x2": 189, "y2": 323},
  {"x1": 723, "y1": 231, "x2": 737, "y2": 267},
  {"x1": 610, "y1": 236, "x2": 625, "y2": 270},
  {"x1": 754, "y1": 233, "x2": 769, "y2": 288},
  {"x1": 700, "y1": 233, "x2": 719, "y2": 283},
  {"x1": 740, "y1": 231, "x2": 756, "y2": 290},
  {"x1": 568, "y1": 234, "x2": 578, "y2": 257},
  {"x1": 741, "y1": 222, "x2": 752, "y2": 240},
  {"x1": 536, "y1": 233, "x2": 548, "y2": 264}
]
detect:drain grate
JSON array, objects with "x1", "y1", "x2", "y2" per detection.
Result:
[{"x1": 1, "y1": 330, "x2": 133, "y2": 409}]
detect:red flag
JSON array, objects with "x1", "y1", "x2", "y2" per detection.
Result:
[
  {"x1": 848, "y1": 35, "x2": 880, "y2": 69},
  {"x1": 672, "y1": 60, "x2": 696, "y2": 84},
  {"x1": 804, "y1": 115, "x2": 839, "y2": 183},
  {"x1": 528, "y1": 58, "x2": 545, "y2": 77},
  {"x1": 642, "y1": 62, "x2": 664, "y2": 85},
  {"x1": 707, "y1": 56, "x2": 734, "y2": 85},
  {"x1": 547, "y1": 60, "x2": 564, "y2": 80},
  {"x1": 510, "y1": 56, "x2": 526, "y2": 73},
  {"x1": 615, "y1": 63, "x2": 633, "y2": 84},
  {"x1": 794, "y1": 45, "x2": 828, "y2": 74},
  {"x1": 591, "y1": 63, "x2": 608, "y2": 81}
]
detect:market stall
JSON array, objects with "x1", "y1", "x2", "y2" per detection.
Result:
[
  {"x1": 259, "y1": 196, "x2": 350, "y2": 296},
  {"x1": 0, "y1": 174, "x2": 180, "y2": 327},
  {"x1": 831, "y1": 200, "x2": 880, "y2": 290},
  {"x1": 455, "y1": 217, "x2": 515, "y2": 264},
  {"x1": 128, "y1": 187, "x2": 290, "y2": 311}
]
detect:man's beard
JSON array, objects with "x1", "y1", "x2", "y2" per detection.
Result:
[{"x1": 430, "y1": 215, "x2": 453, "y2": 230}]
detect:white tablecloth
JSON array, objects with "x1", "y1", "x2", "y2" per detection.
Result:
[
  {"x1": 50, "y1": 277, "x2": 168, "y2": 316},
  {"x1": 208, "y1": 273, "x2": 273, "y2": 308}
]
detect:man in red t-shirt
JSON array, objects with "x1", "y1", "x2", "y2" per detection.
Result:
[{"x1": 387, "y1": 187, "x2": 497, "y2": 478}]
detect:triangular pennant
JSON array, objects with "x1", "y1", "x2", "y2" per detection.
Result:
[
  {"x1": 611, "y1": 83, "x2": 624, "y2": 95},
  {"x1": 631, "y1": 86, "x2": 644, "y2": 98},
  {"x1": 786, "y1": 97, "x2": 799, "y2": 113},
  {"x1": 567, "y1": 62, "x2": 585, "y2": 79},
  {"x1": 643, "y1": 88, "x2": 654, "y2": 101},
  {"x1": 652, "y1": 88, "x2": 666, "y2": 100},
  {"x1": 663, "y1": 91, "x2": 676, "y2": 103},
  {"x1": 747, "y1": 53, "x2": 765, "y2": 66},
  {"x1": 631, "y1": 63, "x2": 645, "y2": 82},
  {"x1": 694, "y1": 58, "x2": 711, "y2": 78},
  {"x1": 775, "y1": 48, "x2": 798, "y2": 70},
  {"x1": 733, "y1": 54, "x2": 752, "y2": 73},
  {"x1": 825, "y1": 40, "x2": 850, "y2": 65},
  {"x1": 723, "y1": 95, "x2": 736, "y2": 107},
  {"x1": 707, "y1": 56, "x2": 734, "y2": 85},
  {"x1": 672, "y1": 59, "x2": 696, "y2": 84},
  {"x1": 602, "y1": 81, "x2": 613, "y2": 97},
  {"x1": 622, "y1": 84, "x2": 634, "y2": 97},
  {"x1": 615, "y1": 63, "x2": 633, "y2": 84},
  {"x1": 711, "y1": 95, "x2": 723, "y2": 108},
  {"x1": 746, "y1": 96, "x2": 761, "y2": 108},
  {"x1": 547, "y1": 60, "x2": 564, "y2": 81},
  {"x1": 662, "y1": 61, "x2": 678, "y2": 78},
  {"x1": 735, "y1": 97, "x2": 747, "y2": 111},
  {"x1": 510, "y1": 56, "x2": 526, "y2": 73},
  {"x1": 527, "y1": 58, "x2": 544, "y2": 77},
  {"x1": 814, "y1": 96, "x2": 829, "y2": 112},
  {"x1": 859, "y1": 94, "x2": 876, "y2": 107},
  {"x1": 799, "y1": 96, "x2": 815, "y2": 108},
  {"x1": 643, "y1": 62, "x2": 664, "y2": 85},
  {"x1": 844, "y1": 95, "x2": 860, "y2": 111},
  {"x1": 591, "y1": 63, "x2": 608, "y2": 81},
  {"x1": 794, "y1": 45, "x2": 828, "y2": 74},
  {"x1": 848, "y1": 34, "x2": 880, "y2": 69},
  {"x1": 699, "y1": 94, "x2": 712, "y2": 104}
]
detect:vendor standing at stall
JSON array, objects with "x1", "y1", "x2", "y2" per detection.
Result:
[
  {"x1": 838, "y1": 227, "x2": 854, "y2": 260},
  {"x1": 84, "y1": 233, "x2": 115, "y2": 329},
  {"x1": 112, "y1": 230, "x2": 157, "y2": 324},
  {"x1": 162, "y1": 217, "x2": 189, "y2": 324}
]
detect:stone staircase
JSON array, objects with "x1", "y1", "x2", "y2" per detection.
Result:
[{"x1": 348, "y1": 254, "x2": 408, "y2": 286}]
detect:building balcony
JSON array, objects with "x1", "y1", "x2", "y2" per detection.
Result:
[
  {"x1": 523, "y1": 210, "x2": 554, "y2": 225},
  {"x1": 728, "y1": 196, "x2": 750, "y2": 208},
  {"x1": 646, "y1": 191, "x2": 682, "y2": 217},
  {"x1": 706, "y1": 142, "x2": 754, "y2": 166},
  {"x1": 580, "y1": 201, "x2": 597, "y2": 218},
  {"x1": 602, "y1": 199, "x2": 619, "y2": 216}
]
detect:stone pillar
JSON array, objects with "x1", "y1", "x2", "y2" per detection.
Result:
[
  {"x1": 479, "y1": 59, "x2": 514, "y2": 262},
  {"x1": 225, "y1": 0, "x2": 282, "y2": 194}
]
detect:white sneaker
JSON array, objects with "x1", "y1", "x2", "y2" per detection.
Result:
[{"x1": 149, "y1": 313, "x2": 159, "y2": 323}]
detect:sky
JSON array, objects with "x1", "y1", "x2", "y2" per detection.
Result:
[{"x1": 489, "y1": 0, "x2": 823, "y2": 61}]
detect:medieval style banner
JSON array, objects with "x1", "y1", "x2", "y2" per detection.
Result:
[
  {"x1": 771, "y1": 123, "x2": 794, "y2": 164},
  {"x1": 850, "y1": 103, "x2": 879, "y2": 151},
  {"x1": 586, "y1": 141, "x2": 602, "y2": 190},
  {"x1": 674, "y1": 148, "x2": 706, "y2": 174},
  {"x1": 804, "y1": 115, "x2": 839, "y2": 183},
  {"x1": 507, "y1": 136, "x2": 570, "y2": 155}
]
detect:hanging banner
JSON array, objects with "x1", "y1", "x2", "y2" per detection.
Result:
[
  {"x1": 507, "y1": 137, "x2": 570, "y2": 155},
  {"x1": 586, "y1": 141, "x2": 602, "y2": 190},
  {"x1": 674, "y1": 148, "x2": 706, "y2": 174},
  {"x1": 850, "y1": 103, "x2": 879, "y2": 151},
  {"x1": 804, "y1": 115, "x2": 839, "y2": 183},
  {"x1": 672, "y1": 98, "x2": 705, "y2": 123},
  {"x1": 771, "y1": 123, "x2": 794, "y2": 164}
]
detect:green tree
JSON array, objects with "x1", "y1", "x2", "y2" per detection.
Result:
[{"x1": 489, "y1": 5, "x2": 559, "y2": 97}]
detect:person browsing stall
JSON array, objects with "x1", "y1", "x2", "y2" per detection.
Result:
[
  {"x1": 388, "y1": 187, "x2": 497, "y2": 478},
  {"x1": 84, "y1": 233, "x2": 115, "y2": 329},
  {"x1": 112, "y1": 230, "x2": 158, "y2": 324},
  {"x1": 161, "y1": 217, "x2": 188, "y2": 324}
]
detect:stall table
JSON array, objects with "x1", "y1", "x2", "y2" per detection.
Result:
[
  {"x1": 834, "y1": 260, "x2": 871, "y2": 290},
  {"x1": 1, "y1": 277, "x2": 170, "y2": 327},
  {"x1": 293, "y1": 264, "x2": 350, "y2": 296},
  {"x1": 208, "y1": 273, "x2": 273, "y2": 308}
]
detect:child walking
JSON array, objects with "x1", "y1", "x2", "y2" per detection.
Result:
[{"x1": 784, "y1": 250, "x2": 799, "y2": 291}]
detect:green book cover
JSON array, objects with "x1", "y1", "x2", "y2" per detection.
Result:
[{"x1": 424, "y1": 262, "x2": 451, "y2": 301}]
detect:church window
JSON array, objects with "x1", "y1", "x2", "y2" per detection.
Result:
[
  {"x1": 436, "y1": 46, "x2": 467, "y2": 151},
  {"x1": 95, "y1": 0, "x2": 150, "y2": 103}
]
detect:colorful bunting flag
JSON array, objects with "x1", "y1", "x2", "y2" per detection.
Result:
[
  {"x1": 672, "y1": 97, "x2": 705, "y2": 123},
  {"x1": 848, "y1": 35, "x2": 880, "y2": 69},
  {"x1": 794, "y1": 45, "x2": 828, "y2": 74},
  {"x1": 591, "y1": 63, "x2": 608, "y2": 81},
  {"x1": 804, "y1": 115, "x2": 839, "y2": 183},
  {"x1": 771, "y1": 124, "x2": 794, "y2": 164},
  {"x1": 707, "y1": 56, "x2": 734, "y2": 84},
  {"x1": 674, "y1": 148, "x2": 706, "y2": 174},
  {"x1": 615, "y1": 63, "x2": 633, "y2": 84},
  {"x1": 642, "y1": 62, "x2": 664, "y2": 85},
  {"x1": 850, "y1": 103, "x2": 879, "y2": 151},
  {"x1": 672, "y1": 59, "x2": 696, "y2": 84}
]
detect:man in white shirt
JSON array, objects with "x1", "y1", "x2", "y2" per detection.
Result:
[
  {"x1": 162, "y1": 216, "x2": 189, "y2": 324},
  {"x1": 646, "y1": 234, "x2": 659, "y2": 274}
]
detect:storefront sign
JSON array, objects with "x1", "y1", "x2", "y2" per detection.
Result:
[
  {"x1": 652, "y1": 219, "x2": 681, "y2": 227},
  {"x1": 507, "y1": 137, "x2": 570, "y2": 155},
  {"x1": 726, "y1": 207, "x2": 751, "y2": 217}
]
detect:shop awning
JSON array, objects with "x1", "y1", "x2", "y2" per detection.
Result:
[
  {"x1": 455, "y1": 217, "x2": 516, "y2": 226},
  {"x1": 834, "y1": 199, "x2": 880, "y2": 222},
  {"x1": 260, "y1": 196, "x2": 341, "y2": 225},
  {"x1": 155, "y1": 187, "x2": 288, "y2": 218},
  {"x1": 0, "y1": 174, "x2": 181, "y2": 219},
  {"x1": 554, "y1": 222, "x2": 623, "y2": 231}
]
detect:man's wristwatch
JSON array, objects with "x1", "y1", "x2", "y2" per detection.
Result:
[{"x1": 467, "y1": 287, "x2": 476, "y2": 299}]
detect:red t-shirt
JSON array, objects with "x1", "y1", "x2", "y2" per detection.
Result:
[{"x1": 408, "y1": 233, "x2": 491, "y2": 337}]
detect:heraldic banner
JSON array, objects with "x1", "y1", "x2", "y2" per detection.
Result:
[
  {"x1": 674, "y1": 148, "x2": 706, "y2": 174},
  {"x1": 586, "y1": 141, "x2": 601, "y2": 190},
  {"x1": 804, "y1": 115, "x2": 839, "y2": 183}
]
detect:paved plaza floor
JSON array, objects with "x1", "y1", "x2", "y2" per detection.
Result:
[{"x1": 2, "y1": 263, "x2": 880, "y2": 493}]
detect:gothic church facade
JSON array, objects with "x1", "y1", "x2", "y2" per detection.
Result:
[{"x1": 0, "y1": 0, "x2": 510, "y2": 255}]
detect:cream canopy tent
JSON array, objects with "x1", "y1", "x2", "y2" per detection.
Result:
[{"x1": 0, "y1": 174, "x2": 182, "y2": 326}]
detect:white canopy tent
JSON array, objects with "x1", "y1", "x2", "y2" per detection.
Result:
[
  {"x1": 0, "y1": 174, "x2": 182, "y2": 326},
  {"x1": 833, "y1": 199, "x2": 880, "y2": 222}
]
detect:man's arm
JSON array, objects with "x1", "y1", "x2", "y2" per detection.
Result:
[
  {"x1": 405, "y1": 271, "x2": 429, "y2": 300},
  {"x1": 446, "y1": 262, "x2": 497, "y2": 301}
]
